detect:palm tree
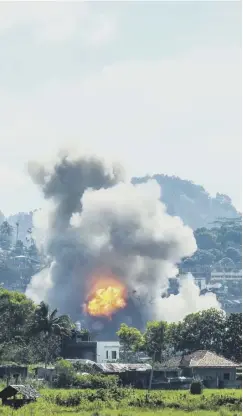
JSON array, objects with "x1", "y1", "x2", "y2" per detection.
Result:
[{"x1": 30, "y1": 301, "x2": 71, "y2": 368}]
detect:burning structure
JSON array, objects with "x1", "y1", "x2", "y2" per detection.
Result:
[{"x1": 26, "y1": 151, "x2": 219, "y2": 338}]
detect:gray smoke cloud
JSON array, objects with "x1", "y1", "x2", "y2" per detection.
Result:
[{"x1": 26, "y1": 151, "x2": 219, "y2": 330}]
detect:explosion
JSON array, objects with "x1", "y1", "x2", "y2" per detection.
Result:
[
  {"x1": 26, "y1": 151, "x2": 220, "y2": 336},
  {"x1": 84, "y1": 275, "x2": 127, "y2": 319}
]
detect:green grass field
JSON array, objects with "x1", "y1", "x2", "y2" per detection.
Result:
[{"x1": 0, "y1": 388, "x2": 241, "y2": 415}]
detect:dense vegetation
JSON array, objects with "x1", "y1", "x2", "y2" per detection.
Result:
[
  {"x1": 117, "y1": 310, "x2": 242, "y2": 363},
  {"x1": 0, "y1": 216, "x2": 241, "y2": 293},
  {"x1": 0, "y1": 289, "x2": 71, "y2": 365},
  {"x1": 0, "y1": 287, "x2": 241, "y2": 365},
  {"x1": 0, "y1": 219, "x2": 42, "y2": 290},
  {"x1": 0, "y1": 386, "x2": 241, "y2": 415},
  {"x1": 181, "y1": 217, "x2": 242, "y2": 269}
]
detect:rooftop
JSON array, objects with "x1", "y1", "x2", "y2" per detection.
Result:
[
  {"x1": 160, "y1": 351, "x2": 238, "y2": 369},
  {"x1": 0, "y1": 385, "x2": 40, "y2": 400},
  {"x1": 96, "y1": 363, "x2": 152, "y2": 373}
]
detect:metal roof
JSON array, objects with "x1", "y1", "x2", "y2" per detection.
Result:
[
  {"x1": 0, "y1": 385, "x2": 40, "y2": 400},
  {"x1": 96, "y1": 363, "x2": 152, "y2": 373}
]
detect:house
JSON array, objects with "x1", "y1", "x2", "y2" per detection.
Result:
[
  {"x1": 159, "y1": 350, "x2": 240, "y2": 388},
  {"x1": 61, "y1": 337, "x2": 121, "y2": 363},
  {"x1": 97, "y1": 341, "x2": 120, "y2": 363},
  {"x1": 0, "y1": 385, "x2": 40, "y2": 409},
  {"x1": 95, "y1": 362, "x2": 152, "y2": 388},
  {"x1": 64, "y1": 360, "x2": 151, "y2": 388},
  {"x1": 62, "y1": 339, "x2": 97, "y2": 360}
]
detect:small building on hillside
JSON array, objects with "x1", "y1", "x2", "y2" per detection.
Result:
[
  {"x1": 159, "y1": 350, "x2": 240, "y2": 388},
  {"x1": 0, "y1": 385, "x2": 39, "y2": 409}
]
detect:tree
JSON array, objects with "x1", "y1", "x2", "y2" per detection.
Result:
[
  {"x1": 12, "y1": 240, "x2": 25, "y2": 256},
  {"x1": 195, "y1": 230, "x2": 216, "y2": 250},
  {"x1": 0, "y1": 288, "x2": 35, "y2": 345},
  {"x1": 217, "y1": 257, "x2": 235, "y2": 270},
  {"x1": 30, "y1": 301, "x2": 71, "y2": 368},
  {"x1": 27, "y1": 241, "x2": 39, "y2": 258},
  {"x1": 143, "y1": 321, "x2": 168, "y2": 362},
  {"x1": 0, "y1": 221, "x2": 13, "y2": 250},
  {"x1": 167, "y1": 322, "x2": 184, "y2": 353},
  {"x1": 0, "y1": 288, "x2": 35, "y2": 362},
  {"x1": 223, "y1": 313, "x2": 242, "y2": 363},
  {"x1": 116, "y1": 323, "x2": 143, "y2": 362},
  {"x1": 193, "y1": 249, "x2": 215, "y2": 266},
  {"x1": 169, "y1": 309, "x2": 226, "y2": 355},
  {"x1": 225, "y1": 247, "x2": 241, "y2": 263}
]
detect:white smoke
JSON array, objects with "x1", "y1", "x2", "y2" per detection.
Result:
[
  {"x1": 155, "y1": 274, "x2": 221, "y2": 322},
  {"x1": 26, "y1": 151, "x2": 219, "y2": 327}
]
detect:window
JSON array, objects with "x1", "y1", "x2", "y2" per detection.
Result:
[
  {"x1": 224, "y1": 373, "x2": 230, "y2": 381},
  {"x1": 111, "y1": 350, "x2": 117, "y2": 360},
  {"x1": 106, "y1": 350, "x2": 109, "y2": 359}
]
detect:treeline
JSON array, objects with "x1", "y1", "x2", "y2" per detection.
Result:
[
  {"x1": 0, "y1": 221, "x2": 41, "y2": 290},
  {"x1": 0, "y1": 220, "x2": 38, "y2": 257},
  {"x1": 0, "y1": 288, "x2": 241, "y2": 366},
  {"x1": 116, "y1": 309, "x2": 242, "y2": 364},
  {"x1": 0, "y1": 217, "x2": 242, "y2": 294}
]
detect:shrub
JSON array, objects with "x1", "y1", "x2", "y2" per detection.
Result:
[
  {"x1": 55, "y1": 393, "x2": 81, "y2": 406},
  {"x1": 190, "y1": 380, "x2": 203, "y2": 395},
  {"x1": 53, "y1": 359, "x2": 119, "y2": 389},
  {"x1": 73, "y1": 374, "x2": 119, "y2": 389},
  {"x1": 53, "y1": 359, "x2": 76, "y2": 387}
]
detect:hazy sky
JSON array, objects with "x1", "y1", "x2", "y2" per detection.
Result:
[{"x1": 0, "y1": 1, "x2": 241, "y2": 216}]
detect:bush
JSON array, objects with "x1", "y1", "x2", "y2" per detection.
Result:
[
  {"x1": 73, "y1": 374, "x2": 119, "y2": 389},
  {"x1": 53, "y1": 359, "x2": 76, "y2": 387},
  {"x1": 53, "y1": 359, "x2": 119, "y2": 389},
  {"x1": 55, "y1": 393, "x2": 81, "y2": 407},
  {"x1": 190, "y1": 380, "x2": 203, "y2": 395}
]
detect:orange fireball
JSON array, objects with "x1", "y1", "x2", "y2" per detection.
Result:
[{"x1": 84, "y1": 275, "x2": 127, "y2": 318}]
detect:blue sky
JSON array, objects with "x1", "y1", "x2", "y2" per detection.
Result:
[{"x1": 0, "y1": 1, "x2": 241, "y2": 215}]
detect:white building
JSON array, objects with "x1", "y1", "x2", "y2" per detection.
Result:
[
  {"x1": 96, "y1": 341, "x2": 120, "y2": 363},
  {"x1": 211, "y1": 271, "x2": 242, "y2": 281}
]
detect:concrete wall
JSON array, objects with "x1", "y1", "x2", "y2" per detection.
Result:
[
  {"x1": 189, "y1": 367, "x2": 237, "y2": 388},
  {"x1": 96, "y1": 341, "x2": 120, "y2": 363},
  {"x1": 193, "y1": 367, "x2": 236, "y2": 380},
  {"x1": 0, "y1": 366, "x2": 28, "y2": 380},
  {"x1": 62, "y1": 340, "x2": 97, "y2": 360},
  {"x1": 36, "y1": 368, "x2": 56, "y2": 381}
]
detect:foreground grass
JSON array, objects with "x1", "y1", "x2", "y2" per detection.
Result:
[
  {"x1": 0, "y1": 408, "x2": 241, "y2": 416},
  {"x1": 0, "y1": 388, "x2": 241, "y2": 415}
]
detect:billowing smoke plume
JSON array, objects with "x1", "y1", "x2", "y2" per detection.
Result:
[
  {"x1": 26, "y1": 151, "x2": 219, "y2": 334},
  {"x1": 156, "y1": 274, "x2": 221, "y2": 322}
]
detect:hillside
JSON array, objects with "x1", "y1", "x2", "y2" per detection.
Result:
[
  {"x1": 0, "y1": 213, "x2": 241, "y2": 297},
  {"x1": 0, "y1": 174, "x2": 240, "y2": 242},
  {"x1": 132, "y1": 174, "x2": 239, "y2": 229}
]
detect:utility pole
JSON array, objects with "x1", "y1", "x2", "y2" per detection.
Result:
[{"x1": 148, "y1": 352, "x2": 156, "y2": 391}]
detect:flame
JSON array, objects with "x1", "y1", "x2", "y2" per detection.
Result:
[{"x1": 84, "y1": 275, "x2": 127, "y2": 318}]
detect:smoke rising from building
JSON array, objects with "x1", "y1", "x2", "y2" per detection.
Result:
[{"x1": 26, "y1": 151, "x2": 220, "y2": 335}]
